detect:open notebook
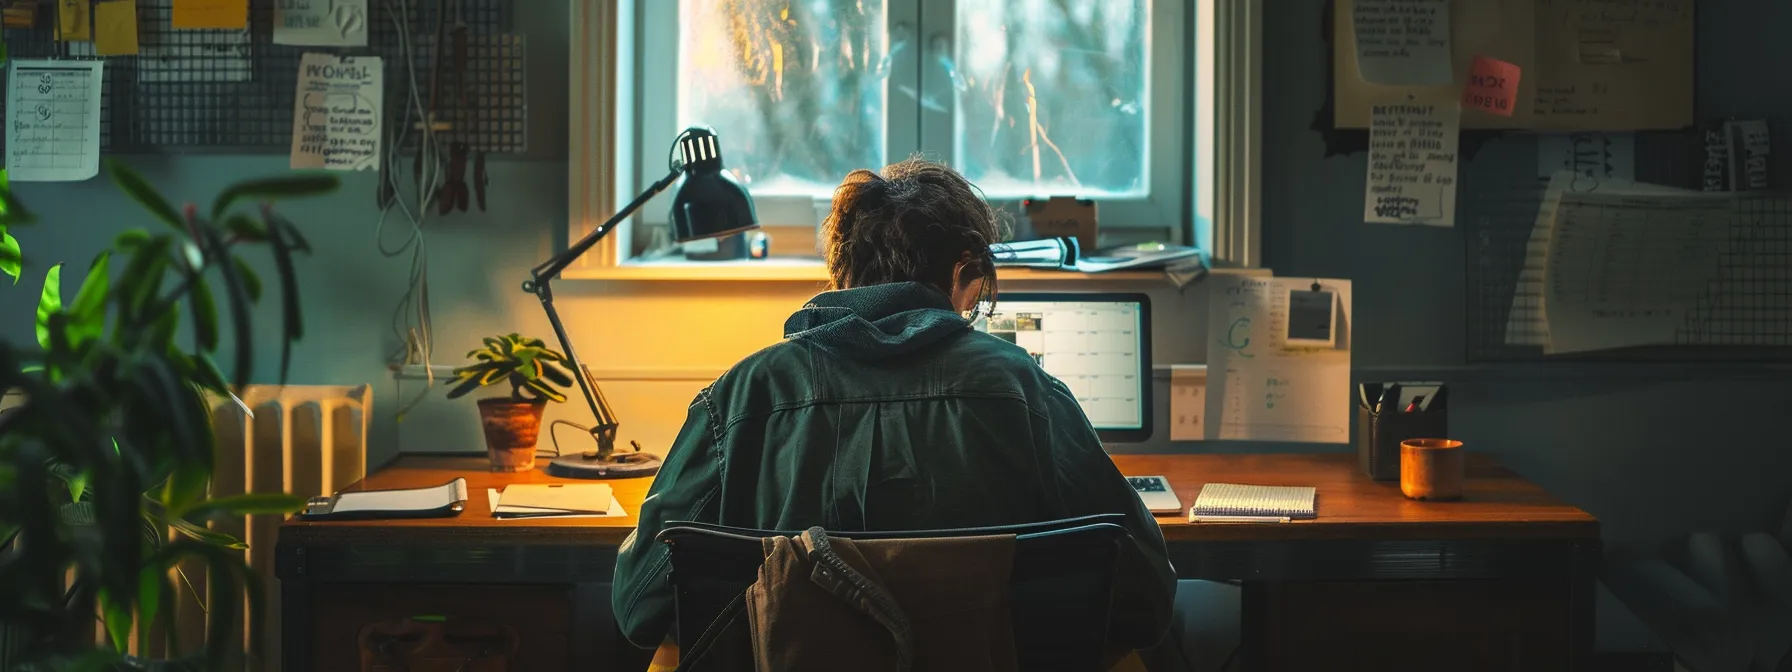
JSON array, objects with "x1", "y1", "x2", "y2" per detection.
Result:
[{"x1": 1190, "y1": 483, "x2": 1318, "y2": 522}]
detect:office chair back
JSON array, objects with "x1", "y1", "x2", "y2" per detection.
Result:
[{"x1": 657, "y1": 514, "x2": 1128, "y2": 672}]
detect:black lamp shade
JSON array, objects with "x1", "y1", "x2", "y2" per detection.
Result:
[{"x1": 670, "y1": 127, "x2": 759, "y2": 243}]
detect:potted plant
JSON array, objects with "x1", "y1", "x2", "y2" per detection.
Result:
[
  {"x1": 0, "y1": 160, "x2": 337, "y2": 669},
  {"x1": 447, "y1": 334, "x2": 575, "y2": 472}
]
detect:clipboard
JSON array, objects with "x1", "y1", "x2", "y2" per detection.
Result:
[{"x1": 297, "y1": 478, "x2": 469, "y2": 521}]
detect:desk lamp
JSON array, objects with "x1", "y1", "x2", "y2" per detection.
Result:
[{"x1": 523, "y1": 126, "x2": 758, "y2": 479}]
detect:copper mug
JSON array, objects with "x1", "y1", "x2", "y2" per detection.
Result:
[{"x1": 1400, "y1": 438, "x2": 1465, "y2": 501}]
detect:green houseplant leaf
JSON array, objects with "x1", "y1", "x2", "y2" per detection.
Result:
[
  {"x1": 210, "y1": 174, "x2": 339, "y2": 220},
  {"x1": 1, "y1": 229, "x2": 19, "y2": 285},
  {"x1": 105, "y1": 160, "x2": 184, "y2": 232},
  {"x1": 35, "y1": 262, "x2": 61, "y2": 350},
  {"x1": 68, "y1": 251, "x2": 110, "y2": 346}
]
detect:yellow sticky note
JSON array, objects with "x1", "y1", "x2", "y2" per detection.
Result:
[
  {"x1": 172, "y1": 0, "x2": 246, "y2": 29},
  {"x1": 95, "y1": 1, "x2": 140, "y2": 55},
  {"x1": 57, "y1": 0, "x2": 91, "y2": 41}
]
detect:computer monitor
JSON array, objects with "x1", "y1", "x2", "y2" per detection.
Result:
[{"x1": 973, "y1": 292, "x2": 1152, "y2": 443}]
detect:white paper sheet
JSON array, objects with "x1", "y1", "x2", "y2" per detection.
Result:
[
  {"x1": 485, "y1": 489, "x2": 626, "y2": 519},
  {"x1": 1504, "y1": 173, "x2": 1695, "y2": 347},
  {"x1": 5, "y1": 60, "x2": 103, "y2": 182},
  {"x1": 1168, "y1": 364, "x2": 1207, "y2": 442},
  {"x1": 135, "y1": 0, "x2": 249, "y2": 83},
  {"x1": 290, "y1": 53, "x2": 382, "y2": 171},
  {"x1": 1537, "y1": 133, "x2": 1635, "y2": 188},
  {"x1": 1364, "y1": 102, "x2": 1459, "y2": 227},
  {"x1": 274, "y1": 0, "x2": 368, "y2": 47},
  {"x1": 1204, "y1": 276, "x2": 1352, "y2": 444},
  {"x1": 1542, "y1": 190, "x2": 1734, "y2": 354},
  {"x1": 1351, "y1": 0, "x2": 1453, "y2": 86}
]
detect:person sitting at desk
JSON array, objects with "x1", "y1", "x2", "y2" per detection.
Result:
[{"x1": 611, "y1": 158, "x2": 1176, "y2": 659}]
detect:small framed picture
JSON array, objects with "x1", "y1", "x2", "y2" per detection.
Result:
[{"x1": 1285, "y1": 287, "x2": 1337, "y2": 348}]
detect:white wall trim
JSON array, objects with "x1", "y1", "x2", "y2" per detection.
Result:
[{"x1": 1209, "y1": 0, "x2": 1263, "y2": 268}]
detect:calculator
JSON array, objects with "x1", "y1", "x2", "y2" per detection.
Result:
[{"x1": 1126, "y1": 475, "x2": 1184, "y2": 514}]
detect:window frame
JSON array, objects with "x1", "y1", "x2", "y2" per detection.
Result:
[{"x1": 566, "y1": 0, "x2": 1262, "y2": 276}]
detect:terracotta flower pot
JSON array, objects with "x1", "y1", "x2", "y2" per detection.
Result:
[{"x1": 477, "y1": 398, "x2": 547, "y2": 472}]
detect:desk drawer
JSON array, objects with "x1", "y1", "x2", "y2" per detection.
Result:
[{"x1": 303, "y1": 583, "x2": 571, "y2": 671}]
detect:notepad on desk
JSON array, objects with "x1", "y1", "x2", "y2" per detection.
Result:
[
  {"x1": 1189, "y1": 483, "x2": 1318, "y2": 523},
  {"x1": 298, "y1": 478, "x2": 469, "y2": 520},
  {"x1": 489, "y1": 484, "x2": 626, "y2": 519}
]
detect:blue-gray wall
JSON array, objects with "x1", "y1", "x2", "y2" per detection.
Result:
[{"x1": 2, "y1": 0, "x2": 1787, "y2": 664}]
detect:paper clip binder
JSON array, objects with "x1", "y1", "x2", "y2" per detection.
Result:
[{"x1": 297, "y1": 478, "x2": 469, "y2": 521}]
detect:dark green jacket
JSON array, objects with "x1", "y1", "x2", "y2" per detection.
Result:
[{"x1": 612, "y1": 282, "x2": 1176, "y2": 650}]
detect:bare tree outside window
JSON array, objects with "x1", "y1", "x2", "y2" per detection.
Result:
[
  {"x1": 680, "y1": 0, "x2": 888, "y2": 196},
  {"x1": 956, "y1": 0, "x2": 1149, "y2": 197}
]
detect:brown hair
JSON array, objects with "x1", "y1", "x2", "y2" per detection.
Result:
[{"x1": 820, "y1": 158, "x2": 1006, "y2": 293}]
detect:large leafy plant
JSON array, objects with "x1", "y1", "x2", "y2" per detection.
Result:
[
  {"x1": 446, "y1": 334, "x2": 575, "y2": 403},
  {"x1": 0, "y1": 160, "x2": 338, "y2": 670}
]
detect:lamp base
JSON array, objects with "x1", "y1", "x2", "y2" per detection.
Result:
[{"x1": 546, "y1": 451, "x2": 663, "y2": 479}]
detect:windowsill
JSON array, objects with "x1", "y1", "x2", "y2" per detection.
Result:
[{"x1": 559, "y1": 258, "x2": 1182, "y2": 283}]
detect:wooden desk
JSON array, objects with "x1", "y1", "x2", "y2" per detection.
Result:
[{"x1": 277, "y1": 453, "x2": 1598, "y2": 671}]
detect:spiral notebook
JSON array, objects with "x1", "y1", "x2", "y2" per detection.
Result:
[{"x1": 1190, "y1": 483, "x2": 1318, "y2": 522}]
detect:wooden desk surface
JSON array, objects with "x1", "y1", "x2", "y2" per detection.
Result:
[{"x1": 279, "y1": 452, "x2": 1597, "y2": 546}]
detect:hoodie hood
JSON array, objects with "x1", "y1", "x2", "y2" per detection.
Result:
[{"x1": 783, "y1": 282, "x2": 969, "y2": 360}]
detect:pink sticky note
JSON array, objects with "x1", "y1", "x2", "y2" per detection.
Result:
[{"x1": 1462, "y1": 56, "x2": 1522, "y2": 116}]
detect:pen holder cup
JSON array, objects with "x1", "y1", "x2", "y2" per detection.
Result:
[
  {"x1": 1357, "y1": 389, "x2": 1448, "y2": 481},
  {"x1": 1400, "y1": 438, "x2": 1465, "y2": 501}
]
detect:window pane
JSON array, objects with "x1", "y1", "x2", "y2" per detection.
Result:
[
  {"x1": 679, "y1": 0, "x2": 887, "y2": 196},
  {"x1": 954, "y1": 0, "x2": 1150, "y2": 198}
]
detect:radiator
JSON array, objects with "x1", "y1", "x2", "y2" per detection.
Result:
[{"x1": 181, "y1": 384, "x2": 372, "y2": 666}]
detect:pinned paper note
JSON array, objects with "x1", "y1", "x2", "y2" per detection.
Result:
[
  {"x1": 1462, "y1": 56, "x2": 1520, "y2": 116},
  {"x1": 6, "y1": 60, "x2": 104, "y2": 182},
  {"x1": 290, "y1": 53, "x2": 382, "y2": 171},
  {"x1": 1204, "y1": 276, "x2": 1353, "y2": 444},
  {"x1": 1169, "y1": 365, "x2": 1207, "y2": 442},
  {"x1": 94, "y1": 1, "x2": 141, "y2": 56},
  {"x1": 274, "y1": 0, "x2": 369, "y2": 47},
  {"x1": 1364, "y1": 102, "x2": 1460, "y2": 227},
  {"x1": 1351, "y1": 0, "x2": 1452, "y2": 86},
  {"x1": 172, "y1": 0, "x2": 245, "y2": 29},
  {"x1": 1537, "y1": 133, "x2": 1635, "y2": 190},
  {"x1": 56, "y1": 0, "x2": 91, "y2": 41}
]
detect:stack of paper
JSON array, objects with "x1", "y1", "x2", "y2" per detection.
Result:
[{"x1": 488, "y1": 484, "x2": 625, "y2": 519}]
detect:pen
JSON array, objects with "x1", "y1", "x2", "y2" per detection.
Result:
[
  {"x1": 1192, "y1": 515, "x2": 1292, "y2": 523},
  {"x1": 1404, "y1": 394, "x2": 1425, "y2": 413}
]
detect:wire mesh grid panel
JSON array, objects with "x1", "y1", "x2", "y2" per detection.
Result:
[
  {"x1": 3, "y1": 0, "x2": 523, "y2": 154},
  {"x1": 1464, "y1": 136, "x2": 1792, "y2": 361}
]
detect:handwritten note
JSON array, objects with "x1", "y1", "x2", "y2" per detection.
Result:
[
  {"x1": 1537, "y1": 133, "x2": 1635, "y2": 189},
  {"x1": 6, "y1": 60, "x2": 104, "y2": 182},
  {"x1": 1204, "y1": 276, "x2": 1353, "y2": 444},
  {"x1": 1169, "y1": 365, "x2": 1207, "y2": 442},
  {"x1": 94, "y1": 0, "x2": 140, "y2": 56},
  {"x1": 172, "y1": 0, "x2": 246, "y2": 29},
  {"x1": 1530, "y1": 0, "x2": 1693, "y2": 131},
  {"x1": 56, "y1": 0, "x2": 91, "y2": 41},
  {"x1": 290, "y1": 53, "x2": 382, "y2": 171},
  {"x1": 1544, "y1": 191, "x2": 1734, "y2": 354},
  {"x1": 274, "y1": 0, "x2": 369, "y2": 47},
  {"x1": 1364, "y1": 103, "x2": 1459, "y2": 227},
  {"x1": 1462, "y1": 55, "x2": 1520, "y2": 116},
  {"x1": 1351, "y1": 0, "x2": 1453, "y2": 85},
  {"x1": 137, "y1": 0, "x2": 250, "y2": 82},
  {"x1": 1733, "y1": 120, "x2": 1770, "y2": 192}
]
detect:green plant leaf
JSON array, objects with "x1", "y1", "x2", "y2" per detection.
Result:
[
  {"x1": 233, "y1": 257, "x2": 262, "y2": 302},
  {"x1": 265, "y1": 216, "x2": 303, "y2": 383},
  {"x1": 444, "y1": 375, "x2": 484, "y2": 399},
  {"x1": 107, "y1": 159, "x2": 184, "y2": 232},
  {"x1": 188, "y1": 273, "x2": 219, "y2": 352},
  {"x1": 67, "y1": 469, "x2": 89, "y2": 501},
  {"x1": 522, "y1": 377, "x2": 568, "y2": 403},
  {"x1": 0, "y1": 185, "x2": 36, "y2": 226},
  {"x1": 35, "y1": 262, "x2": 62, "y2": 350},
  {"x1": 135, "y1": 565, "x2": 165, "y2": 658},
  {"x1": 223, "y1": 213, "x2": 268, "y2": 241},
  {"x1": 68, "y1": 251, "x2": 110, "y2": 345},
  {"x1": 182, "y1": 492, "x2": 306, "y2": 522},
  {"x1": 114, "y1": 227, "x2": 152, "y2": 249},
  {"x1": 540, "y1": 360, "x2": 574, "y2": 387},
  {"x1": 98, "y1": 589, "x2": 132, "y2": 652},
  {"x1": 116, "y1": 236, "x2": 171, "y2": 331},
  {"x1": 156, "y1": 511, "x2": 246, "y2": 550},
  {"x1": 210, "y1": 173, "x2": 339, "y2": 220},
  {"x1": 191, "y1": 351, "x2": 229, "y2": 394},
  {"x1": 197, "y1": 224, "x2": 253, "y2": 387},
  {"x1": 149, "y1": 306, "x2": 179, "y2": 350},
  {"x1": 161, "y1": 462, "x2": 209, "y2": 516},
  {"x1": 0, "y1": 229, "x2": 19, "y2": 285}
]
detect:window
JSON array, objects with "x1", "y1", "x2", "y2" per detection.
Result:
[{"x1": 573, "y1": 0, "x2": 1260, "y2": 272}]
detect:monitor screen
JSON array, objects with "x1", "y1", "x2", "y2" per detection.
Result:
[{"x1": 973, "y1": 292, "x2": 1152, "y2": 443}]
